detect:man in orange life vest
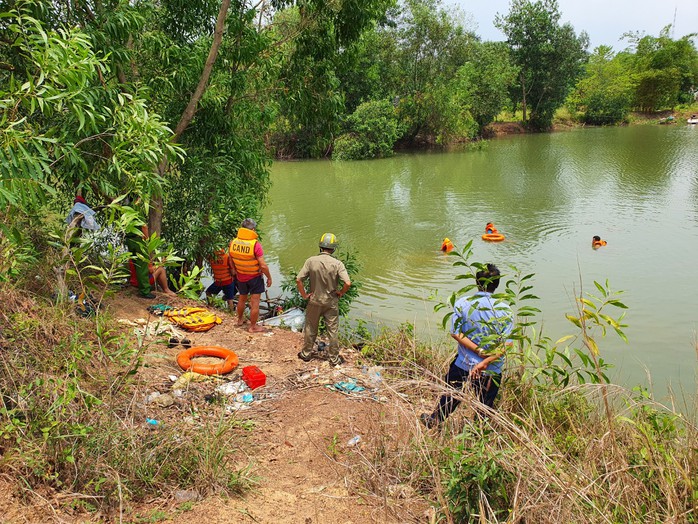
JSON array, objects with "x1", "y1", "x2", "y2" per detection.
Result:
[
  {"x1": 206, "y1": 248, "x2": 237, "y2": 311},
  {"x1": 229, "y1": 218, "x2": 272, "y2": 333}
]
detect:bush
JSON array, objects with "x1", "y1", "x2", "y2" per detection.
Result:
[
  {"x1": 332, "y1": 100, "x2": 402, "y2": 160},
  {"x1": 332, "y1": 133, "x2": 365, "y2": 161}
]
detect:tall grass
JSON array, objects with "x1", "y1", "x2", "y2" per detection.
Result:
[{"x1": 352, "y1": 301, "x2": 698, "y2": 523}]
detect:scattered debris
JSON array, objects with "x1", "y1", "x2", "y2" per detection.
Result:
[
  {"x1": 173, "y1": 490, "x2": 199, "y2": 503},
  {"x1": 147, "y1": 304, "x2": 174, "y2": 316},
  {"x1": 145, "y1": 418, "x2": 161, "y2": 429},
  {"x1": 216, "y1": 380, "x2": 248, "y2": 396},
  {"x1": 363, "y1": 365, "x2": 383, "y2": 387},
  {"x1": 329, "y1": 380, "x2": 365, "y2": 394},
  {"x1": 346, "y1": 435, "x2": 361, "y2": 447},
  {"x1": 150, "y1": 393, "x2": 175, "y2": 407},
  {"x1": 261, "y1": 307, "x2": 305, "y2": 331},
  {"x1": 172, "y1": 371, "x2": 210, "y2": 390}
]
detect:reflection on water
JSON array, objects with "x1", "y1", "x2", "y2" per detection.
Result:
[{"x1": 264, "y1": 126, "x2": 698, "y2": 396}]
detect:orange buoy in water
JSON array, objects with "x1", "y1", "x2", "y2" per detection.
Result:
[
  {"x1": 592, "y1": 235, "x2": 607, "y2": 249},
  {"x1": 441, "y1": 238, "x2": 454, "y2": 252},
  {"x1": 482, "y1": 233, "x2": 505, "y2": 242}
]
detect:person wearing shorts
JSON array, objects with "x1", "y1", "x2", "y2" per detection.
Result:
[
  {"x1": 228, "y1": 218, "x2": 272, "y2": 333},
  {"x1": 206, "y1": 248, "x2": 237, "y2": 311}
]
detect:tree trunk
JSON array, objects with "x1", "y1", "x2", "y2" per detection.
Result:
[
  {"x1": 521, "y1": 73, "x2": 527, "y2": 124},
  {"x1": 148, "y1": 0, "x2": 232, "y2": 235}
]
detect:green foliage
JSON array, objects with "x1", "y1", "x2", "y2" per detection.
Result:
[
  {"x1": 0, "y1": 221, "x2": 38, "y2": 281},
  {"x1": 434, "y1": 241, "x2": 629, "y2": 390},
  {"x1": 168, "y1": 264, "x2": 205, "y2": 300},
  {"x1": 333, "y1": 99, "x2": 402, "y2": 159},
  {"x1": 567, "y1": 46, "x2": 635, "y2": 125},
  {"x1": 622, "y1": 27, "x2": 698, "y2": 110},
  {"x1": 443, "y1": 427, "x2": 515, "y2": 521},
  {"x1": 271, "y1": 0, "x2": 395, "y2": 158},
  {"x1": 0, "y1": 6, "x2": 181, "y2": 214},
  {"x1": 433, "y1": 241, "x2": 539, "y2": 354},
  {"x1": 634, "y1": 68, "x2": 682, "y2": 111},
  {"x1": 495, "y1": 0, "x2": 589, "y2": 130},
  {"x1": 387, "y1": 0, "x2": 479, "y2": 144},
  {"x1": 454, "y1": 41, "x2": 519, "y2": 131},
  {"x1": 0, "y1": 285, "x2": 253, "y2": 507},
  {"x1": 359, "y1": 322, "x2": 438, "y2": 372},
  {"x1": 331, "y1": 134, "x2": 365, "y2": 161}
]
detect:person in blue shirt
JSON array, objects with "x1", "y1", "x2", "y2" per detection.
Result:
[{"x1": 422, "y1": 263, "x2": 514, "y2": 428}]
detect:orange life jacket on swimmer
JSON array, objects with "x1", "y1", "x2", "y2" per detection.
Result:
[
  {"x1": 229, "y1": 228, "x2": 261, "y2": 277},
  {"x1": 441, "y1": 238, "x2": 454, "y2": 253},
  {"x1": 209, "y1": 249, "x2": 234, "y2": 286},
  {"x1": 486, "y1": 223, "x2": 499, "y2": 234},
  {"x1": 592, "y1": 239, "x2": 607, "y2": 247}
]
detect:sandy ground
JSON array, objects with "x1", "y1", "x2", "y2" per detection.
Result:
[{"x1": 1, "y1": 288, "x2": 431, "y2": 524}]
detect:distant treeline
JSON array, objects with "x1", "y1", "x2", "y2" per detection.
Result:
[{"x1": 2, "y1": 0, "x2": 697, "y2": 270}]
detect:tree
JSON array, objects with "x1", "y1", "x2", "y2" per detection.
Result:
[
  {"x1": 0, "y1": 4, "x2": 179, "y2": 213},
  {"x1": 495, "y1": 0, "x2": 588, "y2": 130},
  {"x1": 454, "y1": 41, "x2": 518, "y2": 131},
  {"x1": 567, "y1": 46, "x2": 635, "y2": 125},
  {"x1": 622, "y1": 27, "x2": 698, "y2": 111},
  {"x1": 271, "y1": 0, "x2": 395, "y2": 158}
]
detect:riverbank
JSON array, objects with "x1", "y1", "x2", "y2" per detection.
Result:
[
  {"x1": 1, "y1": 283, "x2": 696, "y2": 522},
  {"x1": 0, "y1": 286, "x2": 432, "y2": 523},
  {"x1": 486, "y1": 105, "x2": 698, "y2": 138}
]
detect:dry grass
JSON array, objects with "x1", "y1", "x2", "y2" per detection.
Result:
[
  {"x1": 352, "y1": 327, "x2": 698, "y2": 523},
  {"x1": 0, "y1": 284, "x2": 255, "y2": 517}
]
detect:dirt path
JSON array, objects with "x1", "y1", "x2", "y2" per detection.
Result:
[
  {"x1": 2, "y1": 289, "x2": 430, "y2": 523},
  {"x1": 118, "y1": 290, "x2": 429, "y2": 523}
]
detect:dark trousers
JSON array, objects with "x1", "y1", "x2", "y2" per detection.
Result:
[{"x1": 433, "y1": 358, "x2": 500, "y2": 422}]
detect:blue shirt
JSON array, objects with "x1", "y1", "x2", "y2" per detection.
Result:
[
  {"x1": 66, "y1": 202, "x2": 100, "y2": 231},
  {"x1": 451, "y1": 291, "x2": 514, "y2": 374}
]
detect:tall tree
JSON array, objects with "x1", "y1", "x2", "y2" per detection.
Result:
[
  {"x1": 567, "y1": 46, "x2": 635, "y2": 124},
  {"x1": 495, "y1": 0, "x2": 588, "y2": 130},
  {"x1": 454, "y1": 41, "x2": 518, "y2": 131},
  {"x1": 272, "y1": 0, "x2": 395, "y2": 158}
]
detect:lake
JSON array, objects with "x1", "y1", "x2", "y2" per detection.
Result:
[{"x1": 263, "y1": 125, "x2": 698, "y2": 398}]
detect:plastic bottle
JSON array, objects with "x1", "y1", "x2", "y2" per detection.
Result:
[
  {"x1": 367, "y1": 366, "x2": 382, "y2": 387},
  {"x1": 346, "y1": 435, "x2": 361, "y2": 446},
  {"x1": 241, "y1": 392, "x2": 254, "y2": 403}
]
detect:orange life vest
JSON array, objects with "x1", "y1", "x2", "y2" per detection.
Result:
[
  {"x1": 229, "y1": 227, "x2": 261, "y2": 277},
  {"x1": 209, "y1": 249, "x2": 234, "y2": 285}
]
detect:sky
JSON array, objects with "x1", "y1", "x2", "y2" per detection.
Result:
[{"x1": 452, "y1": 0, "x2": 698, "y2": 50}]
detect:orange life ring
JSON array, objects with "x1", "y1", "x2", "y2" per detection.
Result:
[
  {"x1": 482, "y1": 233, "x2": 505, "y2": 242},
  {"x1": 176, "y1": 346, "x2": 239, "y2": 375}
]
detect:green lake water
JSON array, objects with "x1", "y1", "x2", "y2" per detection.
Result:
[{"x1": 263, "y1": 125, "x2": 698, "y2": 397}]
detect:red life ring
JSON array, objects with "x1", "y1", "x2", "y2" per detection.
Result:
[
  {"x1": 176, "y1": 346, "x2": 239, "y2": 375},
  {"x1": 482, "y1": 233, "x2": 505, "y2": 242}
]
